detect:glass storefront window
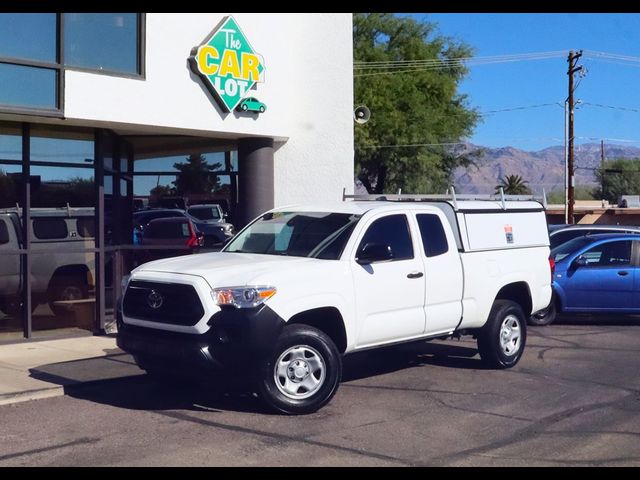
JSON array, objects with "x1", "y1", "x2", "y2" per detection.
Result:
[
  {"x1": 30, "y1": 166, "x2": 95, "y2": 208},
  {"x1": 30, "y1": 250, "x2": 96, "y2": 338},
  {"x1": 31, "y1": 126, "x2": 94, "y2": 165},
  {"x1": 64, "y1": 13, "x2": 139, "y2": 74},
  {"x1": 0, "y1": 13, "x2": 57, "y2": 63},
  {"x1": 134, "y1": 152, "x2": 230, "y2": 173},
  {"x1": 0, "y1": 253, "x2": 23, "y2": 339},
  {"x1": 0, "y1": 163, "x2": 21, "y2": 209},
  {"x1": 0, "y1": 123, "x2": 22, "y2": 161},
  {"x1": 29, "y1": 163, "x2": 96, "y2": 337},
  {"x1": 0, "y1": 63, "x2": 57, "y2": 109}
]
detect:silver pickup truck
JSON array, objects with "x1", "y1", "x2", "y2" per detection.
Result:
[{"x1": 0, "y1": 207, "x2": 95, "y2": 317}]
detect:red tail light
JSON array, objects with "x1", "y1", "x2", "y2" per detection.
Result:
[
  {"x1": 549, "y1": 256, "x2": 555, "y2": 280},
  {"x1": 185, "y1": 221, "x2": 199, "y2": 248}
]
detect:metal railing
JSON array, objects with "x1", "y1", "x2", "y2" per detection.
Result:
[{"x1": 343, "y1": 187, "x2": 547, "y2": 211}]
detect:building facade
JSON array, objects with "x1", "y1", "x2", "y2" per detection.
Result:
[{"x1": 0, "y1": 13, "x2": 354, "y2": 340}]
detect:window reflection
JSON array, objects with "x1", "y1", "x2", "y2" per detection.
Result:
[
  {"x1": 0, "y1": 13, "x2": 56, "y2": 63},
  {"x1": 64, "y1": 13, "x2": 139, "y2": 74},
  {"x1": 31, "y1": 126, "x2": 94, "y2": 164},
  {"x1": 0, "y1": 63, "x2": 57, "y2": 109},
  {"x1": 0, "y1": 123, "x2": 22, "y2": 161}
]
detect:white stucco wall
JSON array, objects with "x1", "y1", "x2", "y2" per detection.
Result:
[{"x1": 63, "y1": 13, "x2": 354, "y2": 206}]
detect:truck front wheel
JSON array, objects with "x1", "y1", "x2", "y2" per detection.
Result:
[
  {"x1": 477, "y1": 300, "x2": 527, "y2": 369},
  {"x1": 258, "y1": 324, "x2": 342, "y2": 415}
]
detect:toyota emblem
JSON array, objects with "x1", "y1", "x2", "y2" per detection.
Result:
[{"x1": 147, "y1": 290, "x2": 164, "y2": 309}]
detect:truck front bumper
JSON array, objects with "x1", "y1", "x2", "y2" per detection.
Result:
[{"x1": 116, "y1": 304, "x2": 285, "y2": 374}]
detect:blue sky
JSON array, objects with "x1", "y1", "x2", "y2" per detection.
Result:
[{"x1": 408, "y1": 13, "x2": 640, "y2": 151}]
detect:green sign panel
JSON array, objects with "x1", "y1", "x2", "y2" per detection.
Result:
[{"x1": 189, "y1": 16, "x2": 265, "y2": 113}]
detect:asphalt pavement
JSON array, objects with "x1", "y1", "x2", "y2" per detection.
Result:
[{"x1": 0, "y1": 317, "x2": 639, "y2": 466}]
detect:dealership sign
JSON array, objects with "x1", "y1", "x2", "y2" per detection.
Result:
[{"x1": 189, "y1": 16, "x2": 265, "y2": 113}]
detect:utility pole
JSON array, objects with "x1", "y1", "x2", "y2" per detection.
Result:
[
  {"x1": 601, "y1": 139, "x2": 605, "y2": 204},
  {"x1": 567, "y1": 50, "x2": 583, "y2": 224}
]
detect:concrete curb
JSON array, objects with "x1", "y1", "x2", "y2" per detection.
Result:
[{"x1": 0, "y1": 386, "x2": 65, "y2": 406}]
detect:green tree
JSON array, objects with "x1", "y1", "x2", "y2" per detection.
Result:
[
  {"x1": 354, "y1": 13, "x2": 480, "y2": 194},
  {"x1": 547, "y1": 186, "x2": 596, "y2": 204},
  {"x1": 150, "y1": 184, "x2": 175, "y2": 197},
  {"x1": 595, "y1": 158, "x2": 640, "y2": 203},
  {"x1": 172, "y1": 154, "x2": 222, "y2": 195},
  {"x1": 0, "y1": 169, "x2": 18, "y2": 208},
  {"x1": 495, "y1": 174, "x2": 532, "y2": 195}
]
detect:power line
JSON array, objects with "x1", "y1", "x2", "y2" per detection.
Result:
[
  {"x1": 354, "y1": 51, "x2": 567, "y2": 77},
  {"x1": 581, "y1": 102, "x2": 640, "y2": 114},
  {"x1": 584, "y1": 50, "x2": 640, "y2": 64},
  {"x1": 354, "y1": 50, "x2": 566, "y2": 68}
]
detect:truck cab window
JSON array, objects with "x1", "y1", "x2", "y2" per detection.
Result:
[
  {"x1": 416, "y1": 214, "x2": 449, "y2": 257},
  {"x1": 357, "y1": 214, "x2": 413, "y2": 261}
]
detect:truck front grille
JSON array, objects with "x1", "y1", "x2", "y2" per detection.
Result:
[{"x1": 123, "y1": 280, "x2": 205, "y2": 326}]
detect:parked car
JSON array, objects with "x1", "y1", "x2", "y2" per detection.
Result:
[
  {"x1": 530, "y1": 233, "x2": 640, "y2": 326},
  {"x1": 138, "y1": 216, "x2": 204, "y2": 263},
  {"x1": 0, "y1": 207, "x2": 95, "y2": 317},
  {"x1": 549, "y1": 224, "x2": 640, "y2": 250},
  {"x1": 118, "y1": 197, "x2": 552, "y2": 414},
  {"x1": 186, "y1": 204, "x2": 235, "y2": 247}
]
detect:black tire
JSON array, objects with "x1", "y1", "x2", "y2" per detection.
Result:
[
  {"x1": 478, "y1": 300, "x2": 527, "y2": 369},
  {"x1": 0, "y1": 297, "x2": 38, "y2": 316},
  {"x1": 528, "y1": 297, "x2": 557, "y2": 326},
  {"x1": 258, "y1": 324, "x2": 342, "y2": 415},
  {"x1": 48, "y1": 275, "x2": 88, "y2": 317}
]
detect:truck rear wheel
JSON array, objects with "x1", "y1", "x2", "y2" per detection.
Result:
[
  {"x1": 258, "y1": 324, "x2": 342, "y2": 415},
  {"x1": 478, "y1": 300, "x2": 526, "y2": 369}
]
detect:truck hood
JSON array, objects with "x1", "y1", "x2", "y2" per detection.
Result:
[{"x1": 133, "y1": 252, "x2": 319, "y2": 287}]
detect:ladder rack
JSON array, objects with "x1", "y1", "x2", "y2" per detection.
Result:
[{"x1": 343, "y1": 187, "x2": 547, "y2": 211}]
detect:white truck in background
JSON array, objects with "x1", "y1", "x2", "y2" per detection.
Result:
[
  {"x1": 0, "y1": 207, "x2": 95, "y2": 317},
  {"x1": 117, "y1": 193, "x2": 552, "y2": 414}
]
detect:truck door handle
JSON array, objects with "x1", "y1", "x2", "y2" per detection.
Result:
[
  {"x1": 618, "y1": 271, "x2": 629, "y2": 276},
  {"x1": 407, "y1": 272, "x2": 424, "y2": 279}
]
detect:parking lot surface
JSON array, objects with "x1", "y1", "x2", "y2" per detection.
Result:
[{"x1": 0, "y1": 319, "x2": 639, "y2": 466}]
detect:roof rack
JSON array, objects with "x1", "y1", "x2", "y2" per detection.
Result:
[{"x1": 343, "y1": 186, "x2": 547, "y2": 211}]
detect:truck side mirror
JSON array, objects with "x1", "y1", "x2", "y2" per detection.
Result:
[{"x1": 356, "y1": 243, "x2": 394, "y2": 265}]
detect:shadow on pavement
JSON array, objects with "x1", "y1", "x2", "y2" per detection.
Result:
[
  {"x1": 552, "y1": 314, "x2": 640, "y2": 327},
  {"x1": 27, "y1": 340, "x2": 485, "y2": 415},
  {"x1": 342, "y1": 340, "x2": 484, "y2": 382}
]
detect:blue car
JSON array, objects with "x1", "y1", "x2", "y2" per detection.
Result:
[{"x1": 531, "y1": 233, "x2": 640, "y2": 325}]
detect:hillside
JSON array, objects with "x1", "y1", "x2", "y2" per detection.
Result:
[{"x1": 453, "y1": 143, "x2": 640, "y2": 195}]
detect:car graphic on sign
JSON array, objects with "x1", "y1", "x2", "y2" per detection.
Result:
[{"x1": 237, "y1": 97, "x2": 266, "y2": 113}]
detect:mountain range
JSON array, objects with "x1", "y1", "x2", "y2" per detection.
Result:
[{"x1": 453, "y1": 143, "x2": 640, "y2": 195}]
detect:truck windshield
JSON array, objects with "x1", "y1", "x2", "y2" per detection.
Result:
[{"x1": 224, "y1": 211, "x2": 361, "y2": 260}]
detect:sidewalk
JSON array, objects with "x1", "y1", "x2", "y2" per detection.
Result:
[{"x1": 0, "y1": 335, "x2": 143, "y2": 406}]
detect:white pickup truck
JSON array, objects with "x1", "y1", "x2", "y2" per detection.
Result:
[{"x1": 117, "y1": 195, "x2": 552, "y2": 414}]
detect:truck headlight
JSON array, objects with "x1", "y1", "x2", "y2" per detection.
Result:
[
  {"x1": 211, "y1": 286, "x2": 276, "y2": 308},
  {"x1": 223, "y1": 224, "x2": 234, "y2": 234}
]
